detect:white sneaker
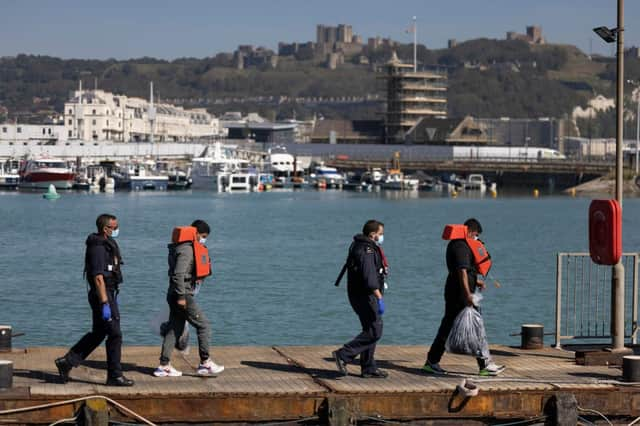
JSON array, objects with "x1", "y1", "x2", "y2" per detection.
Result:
[
  {"x1": 153, "y1": 364, "x2": 183, "y2": 377},
  {"x1": 479, "y1": 362, "x2": 505, "y2": 376},
  {"x1": 197, "y1": 358, "x2": 224, "y2": 375}
]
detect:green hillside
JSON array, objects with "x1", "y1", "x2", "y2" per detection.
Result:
[{"x1": 1, "y1": 38, "x2": 638, "y2": 134}]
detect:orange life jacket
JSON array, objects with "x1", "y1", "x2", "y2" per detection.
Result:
[
  {"x1": 442, "y1": 224, "x2": 492, "y2": 276},
  {"x1": 171, "y1": 226, "x2": 212, "y2": 280}
]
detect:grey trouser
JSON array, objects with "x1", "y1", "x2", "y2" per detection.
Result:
[{"x1": 160, "y1": 293, "x2": 210, "y2": 364}]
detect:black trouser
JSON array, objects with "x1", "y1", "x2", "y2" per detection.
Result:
[
  {"x1": 337, "y1": 293, "x2": 383, "y2": 374},
  {"x1": 66, "y1": 287, "x2": 123, "y2": 378},
  {"x1": 427, "y1": 290, "x2": 487, "y2": 369}
]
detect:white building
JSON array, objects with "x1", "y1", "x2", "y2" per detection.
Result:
[
  {"x1": 0, "y1": 123, "x2": 67, "y2": 143},
  {"x1": 64, "y1": 87, "x2": 222, "y2": 142},
  {"x1": 572, "y1": 95, "x2": 615, "y2": 120}
]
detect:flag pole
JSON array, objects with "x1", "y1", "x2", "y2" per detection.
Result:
[{"x1": 413, "y1": 16, "x2": 417, "y2": 72}]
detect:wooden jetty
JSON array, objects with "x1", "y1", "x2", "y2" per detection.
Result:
[{"x1": 0, "y1": 344, "x2": 638, "y2": 425}]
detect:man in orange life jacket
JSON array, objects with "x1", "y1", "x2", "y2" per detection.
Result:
[
  {"x1": 55, "y1": 214, "x2": 134, "y2": 386},
  {"x1": 423, "y1": 218, "x2": 505, "y2": 376},
  {"x1": 153, "y1": 220, "x2": 224, "y2": 377},
  {"x1": 332, "y1": 219, "x2": 388, "y2": 378}
]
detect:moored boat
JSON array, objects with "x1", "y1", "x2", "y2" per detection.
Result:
[
  {"x1": 191, "y1": 143, "x2": 248, "y2": 191},
  {"x1": 311, "y1": 165, "x2": 344, "y2": 189},
  {"x1": 0, "y1": 161, "x2": 19, "y2": 190},
  {"x1": 19, "y1": 158, "x2": 75, "y2": 190}
]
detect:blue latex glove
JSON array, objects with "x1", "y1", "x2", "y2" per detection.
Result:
[
  {"x1": 377, "y1": 298, "x2": 385, "y2": 315},
  {"x1": 102, "y1": 303, "x2": 112, "y2": 321}
]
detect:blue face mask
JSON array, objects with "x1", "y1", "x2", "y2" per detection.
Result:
[
  {"x1": 110, "y1": 228, "x2": 119, "y2": 239},
  {"x1": 376, "y1": 234, "x2": 384, "y2": 245}
]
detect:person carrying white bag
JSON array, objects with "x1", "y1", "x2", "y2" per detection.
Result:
[{"x1": 423, "y1": 218, "x2": 505, "y2": 376}]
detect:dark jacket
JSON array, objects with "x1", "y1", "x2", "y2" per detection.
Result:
[
  {"x1": 346, "y1": 234, "x2": 385, "y2": 297},
  {"x1": 84, "y1": 233, "x2": 123, "y2": 288},
  {"x1": 167, "y1": 242, "x2": 197, "y2": 297}
]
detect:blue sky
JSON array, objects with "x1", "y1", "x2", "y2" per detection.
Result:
[{"x1": 1, "y1": 0, "x2": 638, "y2": 59}]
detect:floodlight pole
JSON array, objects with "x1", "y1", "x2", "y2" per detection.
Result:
[
  {"x1": 413, "y1": 16, "x2": 417, "y2": 73},
  {"x1": 612, "y1": 0, "x2": 625, "y2": 351},
  {"x1": 636, "y1": 92, "x2": 639, "y2": 175}
]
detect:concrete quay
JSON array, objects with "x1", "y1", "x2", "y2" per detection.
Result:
[{"x1": 0, "y1": 345, "x2": 637, "y2": 425}]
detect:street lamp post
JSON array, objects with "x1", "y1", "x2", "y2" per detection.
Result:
[
  {"x1": 626, "y1": 79, "x2": 640, "y2": 174},
  {"x1": 593, "y1": 0, "x2": 625, "y2": 352}
]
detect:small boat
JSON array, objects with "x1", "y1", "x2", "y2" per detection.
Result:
[
  {"x1": 0, "y1": 161, "x2": 19, "y2": 190},
  {"x1": 73, "y1": 165, "x2": 114, "y2": 192},
  {"x1": 19, "y1": 158, "x2": 75, "y2": 190},
  {"x1": 343, "y1": 173, "x2": 373, "y2": 192},
  {"x1": 463, "y1": 174, "x2": 496, "y2": 192},
  {"x1": 368, "y1": 168, "x2": 385, "y2": 185},
  {"x1": 382, "y1": 170, "x2": 404, "y2": 190},
  {"x1": 418, "y1": 175, "x2": 444, "y2": 192},
  {"x1": 112, "y1": 161, "x2": 169, "y2": 191},
  {"x1": 382, "y1": 170, "x2": 418, "y2": 190},
  {"x1": 167, "y1": 169, "x2": 193, "y2": 190},
  {"x1": 311, "y1": 165, "x2": 344, "y2": 189}
]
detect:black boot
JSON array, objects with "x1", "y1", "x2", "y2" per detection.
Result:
[
  {"x1": 54, "y1": 357, "x2": 72, "y2": 383},
  {"x1": 106, "y1": 375, "x2": 135, "y2": 387}
]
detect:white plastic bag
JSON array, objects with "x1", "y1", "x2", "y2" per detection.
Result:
[{"x1": 445, "y1": 294, "x2": 489, "y2": 357}]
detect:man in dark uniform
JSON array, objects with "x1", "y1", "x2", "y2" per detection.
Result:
[
  {"x1": 55, "y1": 214, "x2": 134, "y2": 386},
  {"x1": 423, "y1": 218, "x2": 504, "y2": 376},
  {"x1": 332, "y1": 219, "x2": 388, "y2": 378}
]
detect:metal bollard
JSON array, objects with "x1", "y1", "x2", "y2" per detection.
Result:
[
  {"x1": 521, "y1": 324, "x2": 544, "y2": 349},
  {"x1": 623, "y1": 355, "x2": 640, "y2": 382},
  {"x1": 0, "y1": 326, "x2": 11, "y2": 353},
  {"x1": 0, "y1": 360, "x2": 13, "y2": 389}
]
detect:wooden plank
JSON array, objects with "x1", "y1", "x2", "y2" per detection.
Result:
[{"x1": 1, "y1": 345, "x2": 639, "y2": 424}]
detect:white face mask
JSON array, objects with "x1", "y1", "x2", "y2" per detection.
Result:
[
  {"x1": 199, "y1": 237, "x2": 207, "y2": 245},
  {"x1": 376, "y1": 234, "x2": 384, "y2": 245},
  {"x1": 473, "y1": 235, "x2": 480, "y2": 240}
]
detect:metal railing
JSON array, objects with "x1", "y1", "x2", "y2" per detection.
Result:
[{"x1": 555, "y1": 252, "x2": 639, "y2": 348}]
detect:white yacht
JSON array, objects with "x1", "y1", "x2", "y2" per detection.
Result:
[
  {"x1": 269, "y1": 147, "x2": 296, "y2": 188},
  {"x1": 311, "y1": 165, "x2": 344, "y2": 189},
  {"x1": 464, "y1": 174, "x2": 496, "y2": 192},
  {"x1": 382, "y1": 170, "x2": 419, "y2": 190},
  {"x1": 191, "y1": 143, "x2": 249, "y2": 191},
  {"x1": 0, "y1": 161, "x2": 19, "y2": 189}
]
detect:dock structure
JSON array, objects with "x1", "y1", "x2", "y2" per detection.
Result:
[
  {"x1": 0, "y1": 345, "x2": 637, "y2": 425},
  {"x1": 327, "y1": 158, "x2": 612, "y2": 190}
]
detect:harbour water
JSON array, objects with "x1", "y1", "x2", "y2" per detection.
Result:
[{"x1": 1, "y1": 189, "x2": 640, "y2": 351}]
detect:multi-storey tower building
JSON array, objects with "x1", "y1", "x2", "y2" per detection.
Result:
[{"x1": 382, "y1": 53, "x2": 447, "y2": 143}]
